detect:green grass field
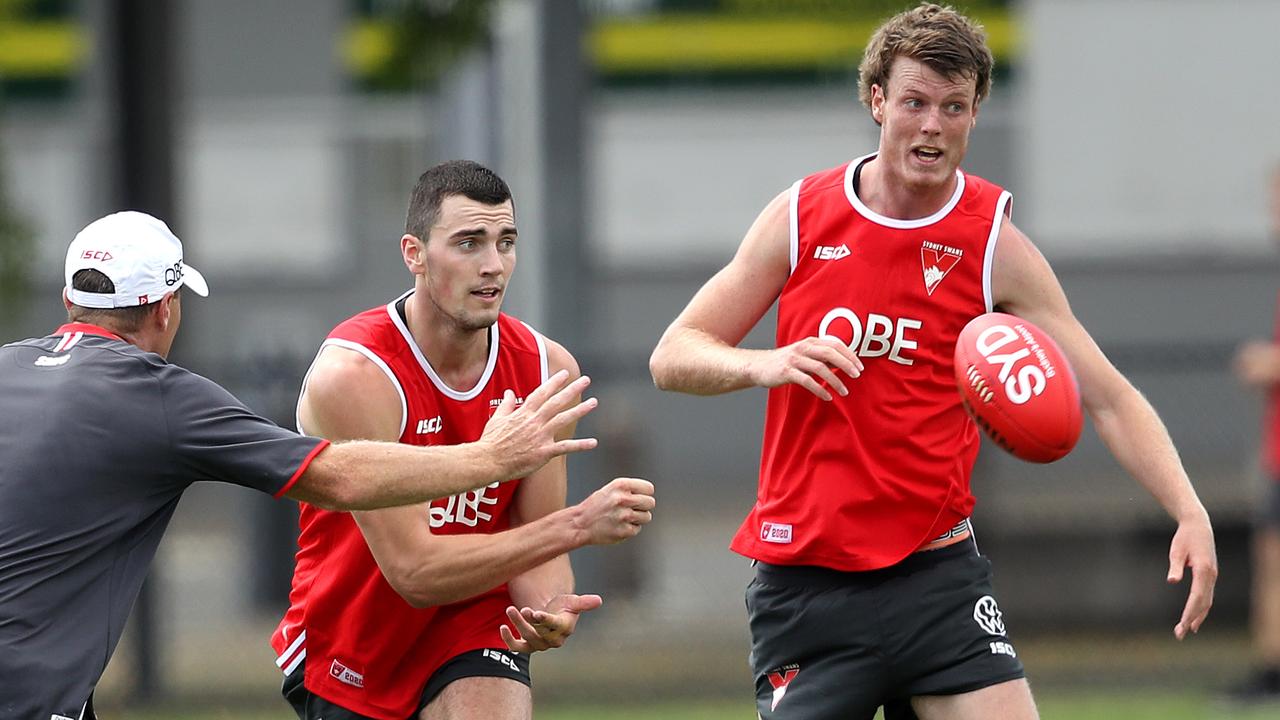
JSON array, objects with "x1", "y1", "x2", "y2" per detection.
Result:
[{"x1": 110, "y1": 691, "x2": 1280, "y2": 719}]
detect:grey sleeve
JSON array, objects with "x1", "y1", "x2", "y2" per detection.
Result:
[{"x1": 158, "y1": 365, "x2": 327, "y2": 497}]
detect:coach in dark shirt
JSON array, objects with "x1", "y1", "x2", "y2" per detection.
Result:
[{"x1": 0, "y1": 211, "x2": 598, "y2": 719}]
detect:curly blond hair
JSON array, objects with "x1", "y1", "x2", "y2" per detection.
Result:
[{"x1": 857, "y1": 3, "x2": 993, "y2": 112}]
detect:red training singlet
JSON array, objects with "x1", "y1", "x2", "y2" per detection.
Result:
[
  {"x1": 271, "y1": 291, "x2": 549, "y2": 719},
  {"x1": 1266, "y1": 291, "x2": 1280, "y2": 477},
  {"x1": 731, "y1": 154, "x2": 1012, "y2": 572}
]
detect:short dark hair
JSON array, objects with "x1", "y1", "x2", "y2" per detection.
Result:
[
  {"x1": 66, "y1": 269, "x2": 162, "y2": 332},
  {"x1": 404, "y1": 160, "x2": 513, "y2": 242}
]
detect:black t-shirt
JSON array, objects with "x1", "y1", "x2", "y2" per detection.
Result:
[{"x1": 0, "y1": 324, "x2": 327, "y2": 718}]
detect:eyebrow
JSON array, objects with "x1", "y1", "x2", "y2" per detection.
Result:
[
  {"x1": 448, "y1": 225, "x2": 519, "y2": 240},
  {"x1": 897, "y1": 86, "x2": 972, "y2": 104}
]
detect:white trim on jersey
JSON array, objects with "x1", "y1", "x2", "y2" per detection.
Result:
[
  {"x1": 283, "y1": 648, "x2": 306, "y2": 676},
  {"x1": 982, "y1": 191, "x2": 1013, "y2": 313},
  {"x1": 386, "y1": 292, "x2": 500, "y2": 402},
  {"x1": 788, "y1": 178, "x2": 802, "y2": 275},
  {"x1": 843, "y1": 152, "x2": 966, "y2": 229},
  {"x1": 295, "y1": 339, "x2": 410, "y2": 440},
  {"x1": 275, "y1": 630, "x2": 308, "y2": 675},
  {"x1": 275, "y1": 629, "x2": 307, "y2": 668},
  {"x1": 53, "y1": 331, "x2": 83, "y2": 353},
  {"x1": 521, "y1": 321, "x2": 550, "y2": 382}
]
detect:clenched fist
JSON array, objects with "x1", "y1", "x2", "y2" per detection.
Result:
[{"x1": 572, "y1": 477, "x2": 656, "y2": 545}]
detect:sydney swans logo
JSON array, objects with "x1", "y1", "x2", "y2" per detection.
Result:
[{"x1": 921, "y1": 240, "x2": 963, "y2": 295}]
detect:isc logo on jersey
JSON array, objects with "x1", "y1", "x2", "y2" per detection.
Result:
[
  {"x1": 818, "y1": 308, "x2": 923, "y2": 365},
  {"x1": 813, "y1": 244, "x2": 851, "y2": 261},
  {"x1": 974, "y1": 323, "x2": 1053, "y2": 405}
]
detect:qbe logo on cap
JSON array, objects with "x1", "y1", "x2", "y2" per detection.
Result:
[{"x1": 64, "y1": 211, "x2": 209, "y2": 308}]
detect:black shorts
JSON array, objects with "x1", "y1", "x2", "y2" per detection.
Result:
[
  {"x1": 746, "y1": 540, "x2": 1025, "y2": 720},
  {"x1": 282, "y1": 648, "x2": 531, "y2": 720}
]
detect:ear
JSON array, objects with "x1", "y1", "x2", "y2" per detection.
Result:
[
  {"x1": 870, "y1": 83, "x2": 886, "y2": 126},
  {"x1": 156, "y1": 292, "x2": 175, "y2": 331},
  {"x1": 62, "y1": 287, "x2": 73, "y2": 311},
  {"x1": 401, "y1": 233, "x2": 426, "y2": 275}
]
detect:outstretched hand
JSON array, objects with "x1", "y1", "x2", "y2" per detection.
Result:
[
  {"x1": 500, "y1": 593, "x2": 603, "y2": 653},
  {"x1": 481, "y1": 370, "x2": 598, "y2": 480},
  {"x1": 1167, "y1": 513, "x2": 1217, "y2": 640}
]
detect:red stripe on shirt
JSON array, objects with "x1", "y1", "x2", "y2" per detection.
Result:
[
  {"x1": 53, "y1": 323, "x2": 124, "y2": 341},
  {"x1": 274, "y1": 439, "x2": 331, "y2": 499}
]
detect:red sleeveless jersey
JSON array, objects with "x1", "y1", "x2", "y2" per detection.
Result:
[
  {"x1": 271, "y1": 292, "x2": 549, "y2": 719},
  {"x1": 730, "y1": 155, "x2": 1012, "y2": 572},
  {"x1": 1266, "y1": 291, "x2": 1280, "y2": 476}
]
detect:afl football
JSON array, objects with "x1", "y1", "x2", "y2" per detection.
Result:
[{"x1": 954, "y1": 312, "x2": 1083, "y2": 463}]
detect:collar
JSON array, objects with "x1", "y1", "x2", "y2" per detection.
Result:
[{"x1": 53, "y1": 323, "x2": 125, "y2": 342}]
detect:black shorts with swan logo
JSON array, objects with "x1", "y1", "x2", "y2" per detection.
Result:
[{"x1": 746, "y1": 540, "x2": 1025, "y2": 720}]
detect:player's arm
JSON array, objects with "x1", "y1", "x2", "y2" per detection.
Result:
[
  {"x1": 1234, "y1": 339, "x2": 1280, "y2": 388},
  {"x1": 648, "y1": 189, "x2": 862, "y2": 400},
  {"x1": 991, "y1": 218, "x2": 1218, "y2": 639},
  {"x1": 335, "y1": 346, "x2": 651, "y2": 610},
  {"x1": 285, "y1": 352, "x2": 596, "y2": 511},
  {"x1": 501, "y1": 341, "x2": 607, "y2": 652}
]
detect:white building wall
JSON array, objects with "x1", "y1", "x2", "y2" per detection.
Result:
[{"x1": 1019, "y1": 0, "x2": 1280, "y2": 256}]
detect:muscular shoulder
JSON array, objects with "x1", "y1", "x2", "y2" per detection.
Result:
[
  {"x1": 991, "y1": 218, "x2": 1055, "y2": 312},
  {"x1": 727, "y1": 187, "x2": 792, "y2": 273},
  {"x1": 300, "y1": 344, "x2": 402, "y2": 441},
  {"x1": 542, "y1": 336, "x2": 581, "y2": 379},
  {"x1": 503, "y1": 315, "x2": 580, "y2": 380},
  {"x1": 756, "y1": 188, "x2": 791, "y2": 235}
]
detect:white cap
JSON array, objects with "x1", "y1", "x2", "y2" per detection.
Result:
[{"x1": 64, "y1": 211, "x2": 209, "y2": 308}]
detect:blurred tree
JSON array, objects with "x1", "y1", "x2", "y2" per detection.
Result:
[
  {"x1": 0, "y1": 0, "x2": 36, "y2": 335},
  {"x1": 0, "y1": 1, "x2": 58, "y2": 337},
  {"x1": 357, "y1": 0, "x2": 498, "y2": 91},
  {"x1": 0, "y1": 137, "x2": 33, "y2": 337},
  {"x1": 655, "y1": 0, "x2": 1011, "y2": 16}
]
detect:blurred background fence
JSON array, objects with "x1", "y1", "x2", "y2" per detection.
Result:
[{"x1": 1, "y1": 0, "x2": 1278, "y2": 713}]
